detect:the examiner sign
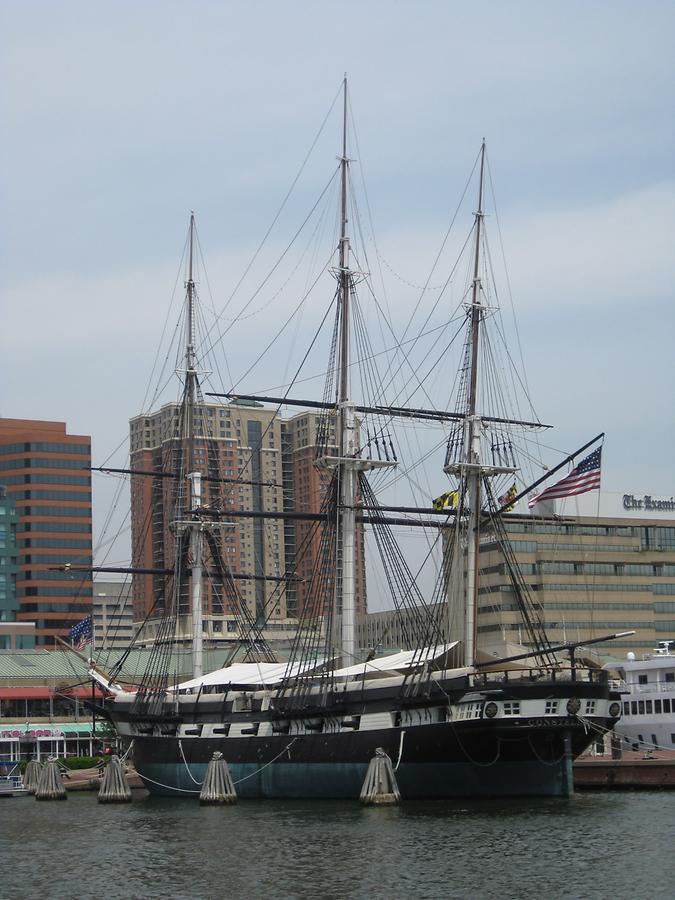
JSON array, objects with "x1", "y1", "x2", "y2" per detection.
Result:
[{"x1": 623, "y1": 494, "x2": 675, "y2": 512}]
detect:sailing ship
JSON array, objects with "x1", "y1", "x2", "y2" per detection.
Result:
[{"x1": 92, "y1": 80, "x2": 623, "y2": 798}]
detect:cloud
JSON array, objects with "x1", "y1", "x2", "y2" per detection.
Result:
[{"x1": 1, "y1": 0, "x2": 674, "y2": 559}]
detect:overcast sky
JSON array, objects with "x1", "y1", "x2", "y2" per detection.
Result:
[{"x1": 1, "y1": 1, "x2": 674, "y2": 561}]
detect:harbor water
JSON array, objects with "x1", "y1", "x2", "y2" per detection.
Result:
[{"x1": 1, "y1": 791, "x2": 672, "y2": 899}]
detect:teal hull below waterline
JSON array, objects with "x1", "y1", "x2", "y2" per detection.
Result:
[{"x1": 135, "y1": 757, "x2": 575, "y2": 800}]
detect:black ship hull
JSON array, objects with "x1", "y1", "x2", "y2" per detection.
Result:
[
  {"x1": 112, "y1": 672, "x2": 620, "y2": 799},
  {"x1": 130, "y1": 720, "x2": 598, "y2": 799}
]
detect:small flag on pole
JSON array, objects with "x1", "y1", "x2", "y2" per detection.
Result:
[
  {"x1": 69, "y1": 615, "x2": 93, "y2": 651},
  {"x1": 433, "y1": 490, "x2": 459, "y2": 511},
  {"x1": 528, "y1": 447, "x2": 602, "y2": 508},
  {"x1": 498, "y1": 483, "x2": 517, "y2": 511}
]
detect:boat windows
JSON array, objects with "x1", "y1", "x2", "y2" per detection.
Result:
[
  {"x1": 663, "y1": 699, "x2": 672, "y2": 713},
  {"x1": 645, "y1": 700, "x2": 653, "y2": 714},
  {"x1": 241, "y1": 723, "x2": 260, "y2": 735},
  {"x1": 502, "y1": 701, "x2": 520, "y2": 716},
  {"x1": 631, "y1": 701, "x2": 638, "y2": 715},
  {"x1": 212, "y1": 724, "x2": 231, "y2": 736},
  {"x1": 623, "y1": 702, "x2": 630, "y2": 715},
  {"x1": 545, "y1": 700, "x2": 559, "y2": 715},
  {"x1": 655, "y1": 700, "x2": 662, "y2": 714},
  {"x1": 183, "y1": 725, "x2": 203, "y2": 736},
  {"x1": 638, "y1": 675, "x2": 648, "y2": 685},
  {"x1": 638, "y1": 701, "x2": 645, "y2": 714},
  {"x1": 672, "y1": 734, "x2": 675, "y2": 744},
  {"x1": 666, "y1": 673, "x2": 675, "y2": 683},
  {"x1": 585, "y1": 701, "x2": 596, "y2": 715},
  {"x1": 455, "y1": 703, "x2": 482, "y2": 720}
]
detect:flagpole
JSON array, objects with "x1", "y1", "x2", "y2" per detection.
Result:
[
  {"x1": 492, "y1": 432, "x2": 605, "y2": 515},
  {"x1": 91, "y1": 616, "x2": 96, "y2": 758}
]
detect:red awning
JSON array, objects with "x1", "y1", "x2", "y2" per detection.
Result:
[
  {"x1": 0, "y1": 687, "x2": 52, "y2": 700},
  {"x1": 0, "y1": 685, "x2": 105, "y2": 700}
]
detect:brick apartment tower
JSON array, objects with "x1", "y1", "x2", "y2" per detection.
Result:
[
  {"x1": 129, "y1": 402, "x2": 366, "y2": 625},
  {"x1": 0, "y1": 419, "x2": 93, "y2": 647},
  {"x1": 129, "y1": 400, "x2": 289, "y2": 625},
  {"x1": 282, "y1": 411, "x2": 367, "y2": 619}
]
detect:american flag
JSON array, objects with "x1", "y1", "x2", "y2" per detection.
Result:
[
  {"x1": 69, "y1": 615, "x2": 93, "y2": 650},
  {"x1": 528, "y1": 447, "x2": 602, "y2": 508}
]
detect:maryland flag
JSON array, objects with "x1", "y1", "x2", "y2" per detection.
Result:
[
  {"x1": 433, "y1": 489, "x2": 459, "y2": 511},
  {"x1": 498, "y1": 483, "x2": 517, "y2": 511}
]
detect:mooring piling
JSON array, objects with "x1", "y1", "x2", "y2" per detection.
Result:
[
  {"x1": 360, "y1": 747, "x2": 401, "y2": 805},
  {"x1": 199, "y1": 751, "x2": 237, "y2": 805},
  {"x1": 22, "y1": 759, "x2": 42, "y2": 794},
  {"x1": 34, "y1": 757, "x2": 67, "y2": 801},
  {"x1": 98, "y1": 754, "x2": 132, "y2": 803}
]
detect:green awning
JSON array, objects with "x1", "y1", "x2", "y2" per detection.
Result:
[{"x1": 0, "y1": 722, "x2": 107, "y2": 737}]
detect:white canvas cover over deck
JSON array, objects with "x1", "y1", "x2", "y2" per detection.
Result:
[
  {"x1": 174, "y1": 657, "x2": 326, "y2": 692},
  {"x1": 331, "y1": 642, "x2": 460, "y2": 679},
  {"x1": 174, "y1": 643, "x2": 459, "y2": 691}
]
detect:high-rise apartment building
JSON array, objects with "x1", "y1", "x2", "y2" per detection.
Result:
[
  {"x1": 282, "y1": 411, "x2": 367, "y2": 619},
  {"x1": 129, "y1": 401, "x2": 366, "y2": 627},
  {"x1": 0, "y1": 419, "x2": 93, "y2": 647},
  {"x1": 130, "y1": 400, "x2": 287, "y2": 625}
]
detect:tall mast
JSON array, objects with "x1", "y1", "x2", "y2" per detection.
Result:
[
  {"x1": 463, "y1": 141, "x2": 486, "y2": 667},
  {"x1": 337, "y1": 77, "x2": 357, "y2": 667},
  {"x1": 338, "y1": 77, "x2": 350, "y2": 408},
  {"x1": 185, "y1": 212, "x2": 197, "y2": 478},
  {"x1": 184, "y1": 212, "x2": 204, "y2": 680}
]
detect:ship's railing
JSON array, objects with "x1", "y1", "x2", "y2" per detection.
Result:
[{"x1": 471, "y1": 666, "x2": 608, "y2": 687}]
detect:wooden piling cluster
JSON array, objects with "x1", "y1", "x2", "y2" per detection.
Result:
[
  {"x1": 35, "y1": 757, "x2": 67, "y2": 801},
  {"x1": 360, "y1": 747, "x2": 401, "y2": 805},
  {"x1": 22, "y1": 760, "x2": 42, "y2": 794},
  {"x1": 199, "y1": 752, "x2": 238, "y2": 805},
  {"x1": 98, "y1": 755, "x2": 132, "y2": 803}
]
